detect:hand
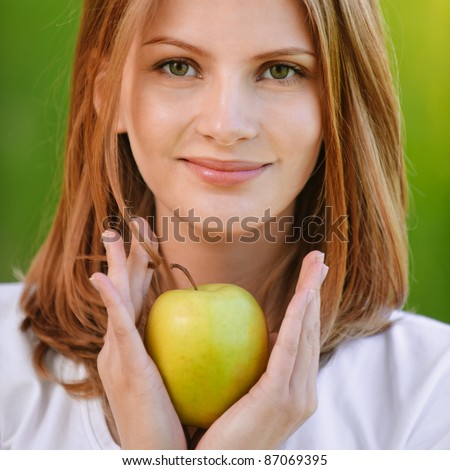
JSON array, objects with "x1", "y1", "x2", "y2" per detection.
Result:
[
  {"x1": 89, "y1": 218, "x2": 186, "y2": 449},
  {"x1": 196, "y1": 250, "x2": 328, "y2": 449}
]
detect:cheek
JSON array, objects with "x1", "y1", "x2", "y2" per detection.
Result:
[
  {"x1": 134, "y1": 74, "x2": 214, "y2": 139},
  {"x1": 282, "y1": 93, "x2": 322, "y2": 148},
  {"x1": 130, "y1": 86, "x2": 182, "y2": 151},
  {"x1": 123, "y1": 83, "x2": 191, "y2": 188},
  {"x1": 265, "y1": 93, "x2": 322, "y2": 182}
]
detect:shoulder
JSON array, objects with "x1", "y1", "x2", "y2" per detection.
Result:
[
  {"x1": 0, "y1": 282, "x2": 38, "y2": 379},
  {"x1": 0, "y1": 282, "x2": 25, "y2": 318},
  {"x1": 326, "y1": 310, "x2": 450, "y2": 448},
  {"x1": 0, "y1": 282, "x2": 118, "y2": 449},
  {"x1": 0, "y1": 282, "x2": 32, "y2": 370},
  {"x1": 340, "y1": 310, "x2": 450, "y2": 365},
  {"x1": 0, "y1": 282, "x2": 28, "y2": 350},
  {"x1": 0, "y1": 282, "x2": 46, "y2": 447},
  {"x1": 387, "y1": 309, "x2": 450, "y2": 346},
  {"x1": 325, "y1": 310, "x2": 450, "y2": 382},
  {"x1": 0, "y1": 282, "x2": 39, "y2": 447},
  {"x1": 284, "y1": 310, "x2": 450, "y2": 449}
]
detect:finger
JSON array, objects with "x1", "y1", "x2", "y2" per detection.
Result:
[
  {"x1": 266, "y1": 288, "x2": 314, "y2": 383},
  {"x1": 291, "y1": 288, "x2": 321, "y2": 396},
  {"x1": 266, "y1": 258, "x2": 325, "y2": 383},
  {"x1": 305, "y1": 291, "x2": 322, "y2": 400},
  {"x1": 91, "y1": 272, "x2": 156, "y2": 389},
  {"x1": 126, "y1": 218, "x2": 158, "y2": 319},
  {"x1": 295, "y1": 250, "x2": 324, "y2": 293},
  {"x1": 297, "y1": 252, "x2": 328, "y2": 292},
  {"x1": 89, "y1": 272, "x2": 136, "y2": 340},
  {"x1": 102, "y1": 230, "x2": 134, "y2": 319},
  {"x1": 292, "y1": 263, "x2": 328, "y2": 394}
]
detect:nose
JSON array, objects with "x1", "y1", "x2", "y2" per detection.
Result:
[{"x1": 195, "y1": 75, "x2": 258, "y2": 146}]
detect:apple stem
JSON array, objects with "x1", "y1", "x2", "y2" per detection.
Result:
[{"x1": 170, "y1": 263, "x2": 199, "y2": 291}]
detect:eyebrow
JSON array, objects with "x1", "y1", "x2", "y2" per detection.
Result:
[
  {"x1": 142, "y1": 36, "x2": 316, "y2": 60},
  {"x1": 143, "y1": 36, "x2": 206, "y2": 56},
  {"x1": 254, "y1": 47, "x2": 316, "y2": 60}
]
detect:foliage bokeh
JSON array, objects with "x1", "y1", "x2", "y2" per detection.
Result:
[{"x1": 0, "y1": 1, "x2": 448, "y2": 323}]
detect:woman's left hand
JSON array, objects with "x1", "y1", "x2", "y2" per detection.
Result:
[
  {"x1": 196, "y1": 250, "x2": 328, "y2": 449},
  {"x1": 90, "y1": 219, "x2": 187, "y2": 449}
]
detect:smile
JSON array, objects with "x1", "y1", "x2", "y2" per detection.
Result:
[{"x1": 179, "y1": 157, "x2": 271, "y2": 186}]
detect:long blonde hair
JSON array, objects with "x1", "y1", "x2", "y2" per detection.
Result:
[{"x1": 20, "y1": 0, "x2": 408, "y2": 396}]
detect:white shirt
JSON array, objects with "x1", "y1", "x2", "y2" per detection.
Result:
[{"x1": 1, "y1": 282, "x2": 449, "y2": 449}]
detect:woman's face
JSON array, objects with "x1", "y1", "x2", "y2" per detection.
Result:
[{"x1": 118, "y1": 0, "x2": 323, "y2": 234}]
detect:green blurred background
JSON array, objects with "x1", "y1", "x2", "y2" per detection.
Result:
[{"x1": 0, "y1": 1, "x2": 449, "y2": 324}]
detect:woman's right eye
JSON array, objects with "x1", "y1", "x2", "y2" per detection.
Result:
[{"x1": 153, "y1": 60, "x2": 199, "y2": 78}]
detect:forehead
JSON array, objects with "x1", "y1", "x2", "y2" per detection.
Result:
[{"x1": 142, "y1": 0, "x2": 314, "y2": 55}]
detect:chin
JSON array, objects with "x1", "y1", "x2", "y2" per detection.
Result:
[{"x1": 187, "y1": 204, "x2": 283, "y2": 243}]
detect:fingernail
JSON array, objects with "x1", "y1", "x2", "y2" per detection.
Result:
[
  {"x1": 102, "y1": 230, "x2": 117, "y2": 244},
  {"x1": 320, "y1": 264, "x2": 329, "y2": 283},
  {"x1": 316, "y1": 251, "x2": 325, "y2": 263},
  {"x1": 89, "y1": 274, "x2": 99, "y2": 291}
]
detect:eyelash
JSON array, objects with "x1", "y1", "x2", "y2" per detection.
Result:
[
  {"x1": 150, "y1": 58, "x2": 308, "y2": 85},
  {"x1": 258, "y1": 61, "x2": 308, "y2": 85},
  {"x1": 152, "y1": 58, "x2": 199, "y2": 79}
]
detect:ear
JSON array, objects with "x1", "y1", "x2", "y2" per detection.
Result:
[{"x1": 94, "y1": 63, "x2": 127, "y2": 134}]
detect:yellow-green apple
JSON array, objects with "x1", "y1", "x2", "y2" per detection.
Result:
[{"x1": 144, "y1": 264, "x2": 269, "y2": 428}]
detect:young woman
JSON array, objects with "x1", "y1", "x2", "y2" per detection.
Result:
[{"x1": 1, "y1": 0, "x2": 449, "y2": 449}]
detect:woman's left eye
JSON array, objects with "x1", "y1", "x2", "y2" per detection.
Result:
[
  {"x1": 154, "y1": 60, "x2": 199, "y2": 78},
  {"x1": 260, "y1": 64, "x2": 304, "y2": 82}
]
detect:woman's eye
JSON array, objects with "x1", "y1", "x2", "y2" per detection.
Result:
[
  {"x1": 160, "y1": 60, "x2": 197, "y2": 77},
  {"x1": 260, "y1": 64, "x2": 301, "y2": 81}
]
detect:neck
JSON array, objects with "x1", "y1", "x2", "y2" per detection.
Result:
[{"x1": 154, "y1": 203, "x2": 295, "y2": 309}]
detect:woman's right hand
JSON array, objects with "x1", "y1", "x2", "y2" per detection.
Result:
[
  {"x1": 196, "y1": 250, "x2": 327, "y2": 449},
  {"x1": 89, "y1": 218, "x2": 187, "y2": 450}
]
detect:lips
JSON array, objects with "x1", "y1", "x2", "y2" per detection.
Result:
[
  {"x1": 180, "y1": 157, "x2": 270, "y2": 186},
  {"x1": 181, "y1": 157, "x2": 267, "y2": 171}
]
